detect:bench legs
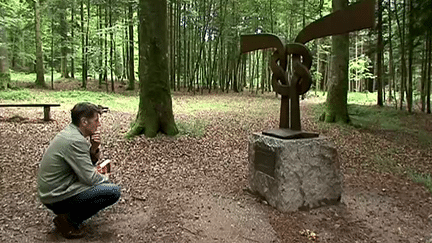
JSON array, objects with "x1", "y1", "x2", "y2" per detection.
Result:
[{"x1": 43, "y1": 106, "x2": 50, "y2": 121}]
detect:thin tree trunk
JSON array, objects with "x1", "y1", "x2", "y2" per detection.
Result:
[
  {"x1": 395, "y1": 0, "x2": 407, "y2": 110},
  {"x1": 169, "y1": 1, "x2": 174, "y2": 89},
  {"x1": 98, "y1": 4, "x2": 103, "y2": 87},
  {"x1": 407, "y1": 0, "x2": 414, "y2": 112},
  {"x1": 427, "y1": 29, "x2": 431, "y2": 114},
  {"x1": 81, "y1": 0, "x2": 87, "y2": 89},
  {"x1": 86, "y1": 0, "x2": 90, "y2": 81},
  {"x1": 104, "y1": 5, "x2": 108, "y2": 88},
  {"x1": 176, "y1": 0, "x2": 181, "y2": 92},
  {"x1": 367, "y1": 30, "x2": 374, "y2": 92},
  {"x1": 421, "y1": 39, "x2": 427, "y2": 112},
  {"x1": 376, "y1": 0, "x2": 383, "y2": 106},
  {"x1": 127, "y1": 1, "x2": 135, "y2": 90},
  {"x1": 256, "y1": 50, "x2": 260, "y2": 94},
  {"x1": 60, "y1": 6, "x2": 69, "y2": 78},
  {"x1": 109, "y1": 0, "x2": 114, "y2": 92},
  {"x1": 123, "y1": 9, "x2": 128, "y2": 80},
  {"x1": 172, "y1": 0, "x2": 176, "y2": 89},
  {"x1": 34, "y1": 0, "x2": 45, "y2": 87},
  {"x1": 71, "y1": 0, "x2": 75, "y2": 78},
  {"x1": 0, "y1": 24, "x2": 10, "y2": 90},
  {"x1": 183, "y1": 2, "x2": 187, "y2": 91},
  {"x1": 388, "y1": 0, "x2": 395, "y2": 104},
  {"x1": 51, "y1": 13, "x2": 54, "y2": 89},
  {"x1": 261, "y1": 50, "x2": 265, "y2": 94}
]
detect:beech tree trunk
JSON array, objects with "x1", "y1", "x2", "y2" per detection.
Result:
[
  {"x1": 127, "y1": 0, "x2": 178, "y2": 138},
  {"x1": 126, "y1": 1, "x2": 135, "y2": 90},
  {"x1": 421, "y1": 40, "x2": 427, "y2": 112},
  {"x1": 109, "y1": 0, "x2": 114, "y2": 92},
  {"x1": 320, "y1": 0, "x2": 350, "y2": 123},
  {"x1": 407, "y1": 0, "x2": 414, "y2": 112},
  {"x1": 0, "y1": 24, "x2": 10, "y2": 90},
  {"x1": 60, "y1": 6, "x2": 69, "y2": 78},
  {"x1": 388, "y1": 0, "x2": 395, "y2": 104},
  {"x1": 81, "y1": 0, "x2": 87, "y2": 89},
  {"x1": 396, "y1": 0, "x2": 407, "y2": 110},
  {"x1": 34, "y1": 0, "x2": 46, "y2": 87},
  {"x1": 71, "y1": 1, "x2": 75, "y2": 78},
  {"x1": 376, "y1": 0, "x2": 383, "y2": 106},
  {"x1": 427, "y1": 29, "x2": 431, "y2": 114}
]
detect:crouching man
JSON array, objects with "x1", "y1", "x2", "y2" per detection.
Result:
[{"x1": 37, "y1": 102, "x2": 121, "y2": 239}]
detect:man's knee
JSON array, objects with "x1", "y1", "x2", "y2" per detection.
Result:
[
  {"x1": 102, "y1": 183, "x2": 121, "y2": 203},
  {"x1": 111, "y1": 184, "x2": 121, "y2": 201}
]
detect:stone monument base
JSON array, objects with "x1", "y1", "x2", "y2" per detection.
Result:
[{"x1": 248, "y1": 133, "x2": 343, "y2": 212}]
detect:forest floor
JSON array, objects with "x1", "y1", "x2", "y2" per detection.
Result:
[{"x1": 1, "y1": 80, "x2": 432, "y2": 242}]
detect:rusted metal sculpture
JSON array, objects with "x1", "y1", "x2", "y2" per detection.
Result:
[{"x1": 241, "y1": 0, "x2": 375, "y2": 139}]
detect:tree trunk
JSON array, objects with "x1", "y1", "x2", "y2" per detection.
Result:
[
  {"x1": 172, "y1": 0, "x2": 177, "y2": 91},
  {"x1": 421, "y1": 39, "x2": 427, "y2": 112},
  {"x1": 395, "y1": 0, "x2": 407, "y2": 110},
  {"x1": 320, "y1": 0, "x2": 350, "y2": 123},
  {"x1": 109, "y1": 0, "x2": 114, "y2": 92},
  {"x1": 86, "y1": 0, "x2": 90, "y2": 81},
  {"x1": 0, "y1": 24, "x2": 10, "y2": 90},
  {"x1": 98, "y1": 4, "x2": 103, "y2": 87},
  {"x1": 183, "y1": 2, "x2": 187, "y2": 90},
  {"x1": 169, "y1": 1, "x2": 174, "y2": 89},
  {"x1": 176, "y1": 0, "x2": 182, "y2": 92},
  {"x1": 34, "y1": 0, "x2": 45, "y2": 87},
  {"x1": 427, "y1": 29, "x2": 431, "y2": 114},
  {"x1": 407, "y1": 0, "x2": 414, "y2": 112},
  {"x1": 81, "y1": 0, "x2": 87, "y2": 89},
  {"x1": 366, "y1": 30, "x2": 374, "y2": 92},
  {"x1": 60, "y1": 6, "x2": 69, "y2": 78},
  {"x1": 123, "y1": 9, "x2": 128, "y2": 80},
  {"x1": 71, "y1": 1, "x2": 75, "y2": 78},
  {"x1": 127, "y1": 0, "x2": 178, "y2": 138},
  {"x1": 127, "y1": 1, "x2": 135, "y2": 90},
  {"x1": 104, "y1": 5, "x2": 108, "y2": 88},
  {"x1": 376, "y1": 0, "x2": 383, "y2": 106},
  {"x1": 51, "y1": 13, "x2": 54, "y2": 89},
  {"x1": 388, "y1": 0, "x2": 395, "y2": 104}
]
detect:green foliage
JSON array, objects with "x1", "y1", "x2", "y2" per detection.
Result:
[
  {"x1": 347, "y1": 92, "x2": 377, "y2": 105},
  {"x1": 371, "y1": 154, "x2": 403, "y2": 175},
  {"x1": 417, "y1": 131, "x2": 432, "y2": 148},
  {"x1": 310, "y1": 91, "x2": 427, "y2": 133},
  {"x1": 0, "y1": 89, "x2": 34, "y2": 101},
  {"x1": 312, "y1": 71, "x2": 322, "y2": 86},
  {"x1": 409, "y1": 172, "x2": 432, "y2": 193},
  {"x1": 348, "y1": 104, "x2": 403, "y2": 130},
  {"x1": 10, "y1": 70, "x2": 62, "y2": 83},
  {"x1": 349, "y1": 55, "x2": 374, "y2": 84},
  {"x1": 176, "y1": 119, "x2": 207, "y2": 137},
  {"x1": 2, "y1": 0, "x2": 36, "y2": 70},
  {"x1": 0, "y1": 89, "x2": 139, "y2": 112}
]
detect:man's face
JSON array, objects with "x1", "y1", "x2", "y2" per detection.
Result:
[{"x1": 82, "y1": 113, "x2": 101, "y2": 137}]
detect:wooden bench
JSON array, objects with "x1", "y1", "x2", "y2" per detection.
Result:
[{"x1": 0, "y1": 104, "x2": 60, "y2": 121}]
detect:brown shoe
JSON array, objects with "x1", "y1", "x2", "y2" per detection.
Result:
[{"x1": 53, "y1": 214, "x2": 85, "y2": 239}]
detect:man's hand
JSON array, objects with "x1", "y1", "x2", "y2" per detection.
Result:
[
  {"x1": 90, "y1": 125, "x2": 101, "y2": 153},
  {"x1": 90, "y1": 124, "x2": 101, "y2": 164}
]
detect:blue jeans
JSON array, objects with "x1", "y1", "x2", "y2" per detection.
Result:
[{"x1": 45, "y1": 182, "x2": 121, "y2": 228}]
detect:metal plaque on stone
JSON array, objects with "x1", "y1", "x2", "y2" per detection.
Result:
[{"x1": 254, "y1": 146, "x2": 277, "y2": 178}]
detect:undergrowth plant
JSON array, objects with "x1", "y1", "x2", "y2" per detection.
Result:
[{"x1": 409, "y1": 173, "x2": 432, "y2": 193}]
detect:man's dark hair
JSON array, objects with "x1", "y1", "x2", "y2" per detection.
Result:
[{"x1": 71, "y1": 102, "x2": 102, "y2": 126}]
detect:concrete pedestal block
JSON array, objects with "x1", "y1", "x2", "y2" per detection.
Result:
[{"x1": 248, "y1": 133, "x2": 343, "y2": 212}]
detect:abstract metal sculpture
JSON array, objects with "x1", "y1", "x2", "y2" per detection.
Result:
[{"x1": 241, "y1": 0, "x2": 375, "y2": 139}]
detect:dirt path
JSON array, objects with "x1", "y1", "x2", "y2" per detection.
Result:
[{"x1": 1, "y1": 94, "x2": 432, "y2": 242}]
